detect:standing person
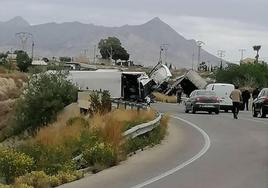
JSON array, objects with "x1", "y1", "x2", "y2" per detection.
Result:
[
  {"x1": 176, "y1": 86, "x2": 183, "y2": 104},
  {"x1": 230, "y1": 85, "x2": 242, "y2": 119},
  {"x1": 242, "y1": 89, "x2": 250, "y2": 111},
  {"x1": 252, "y1": 87, "x2": 260, "y2": 100}
]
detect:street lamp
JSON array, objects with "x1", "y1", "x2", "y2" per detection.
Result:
[
  {"x1": 197, "y1": 41, "x2": 205, "y2": 71},
  {"x1": 253, "y1": 45, "x2": 261, "y2": 64}
]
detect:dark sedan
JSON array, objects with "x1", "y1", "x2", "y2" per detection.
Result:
[
  {"x1": 185, "y1": 90, "x2": 220, "y2": 114},
  {"x1": 252, "y1": 88, "x2": 268, "y2": 118}
]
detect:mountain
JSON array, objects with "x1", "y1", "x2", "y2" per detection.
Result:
[{"x1": 0, "y1": 16, "x2": 220, "y2": 68}]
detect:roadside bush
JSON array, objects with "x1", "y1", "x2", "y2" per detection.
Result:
[
  {"x1": 17, "y1": 143, "x2": 75, "y2": 175},
  {"x1": 89, "y1": 90, "x2": 111, "y2": 115},
  {"x1": 124, "y1": 113, "x2": 169, "y2": 154},
  {"x1": 83, "y1": 142, "x2": 116, "y2": 168},
  {"x1": 13, "y1": 71, "x2": 77, "y2": 135},
  {"x1": 0, "y1": 147, "x2": 33, "y2": 183},
  {"x1": 15, "y1": 171, "x2": 50, "y2": 188},
  {"x1": 14, "y1": 170, "x2": 83, "y2": 188}
]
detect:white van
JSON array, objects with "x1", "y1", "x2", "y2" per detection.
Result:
[{"x1": 206, "y1": 83, "x2": 234, "y2": 112}]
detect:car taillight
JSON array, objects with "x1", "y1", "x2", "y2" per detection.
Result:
[{"x1": 264, "y1": 97, "x2": 268, "y2": 102}]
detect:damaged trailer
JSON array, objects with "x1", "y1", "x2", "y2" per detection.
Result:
[
  {"x1": 121, "y1": 64, "x2": 172, "y2": 101},
  {"x1": 165, "y1": 70, "x2": 207, "y2": 96}
]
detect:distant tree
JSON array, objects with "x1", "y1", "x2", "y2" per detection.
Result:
[
  {"x1": 15, "y1": 50, "x2": 32, "y2": 72},
  {"x1": 198, "y1": 62, "x2": 208, "y2": 72},
  {"x1": 215, "y1": 63, "x2": 268, "y2": 88},
  {"x1": 59, "y1": 56, "x2": 72, "y2": 62},
  {"x1": 0, "y1": 52, "x2": 8, "y2": 65},
  {"x1": 98, "y1": 37, "x2": 129, "y2": 62}
]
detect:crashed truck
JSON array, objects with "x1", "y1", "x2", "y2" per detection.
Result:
[
  {"x1": 164, "y1": 70, "x2": 207, "y2": 97},
  {"x1": 121, "y1": 63, "x2": 172, "y2": 101}
]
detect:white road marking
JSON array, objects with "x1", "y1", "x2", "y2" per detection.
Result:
[{"x1": 129, "y1": 115, "x2": 211, "y2": 188}]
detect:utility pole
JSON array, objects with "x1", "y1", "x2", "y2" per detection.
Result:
[
  {"x1": 161, "y1": 44, "x2": 169, "y2": 65},
  {"x1": 217, "y1": 50, "x2": 225, "y2": 69},
  {"x1": 31, "y1": 41, "x2": 34, "y2": 60},
  {"x1": 197, "y1": 41, "x2": 205, "y2": 70},
  {"x1": 239, "y1": 49, "x2": 246, "y2": 62},
  {"x1": 93, "y1": 45, "x2": 96, "y2": 64}
]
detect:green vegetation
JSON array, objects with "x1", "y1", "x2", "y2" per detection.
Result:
[
  {"x1": 12, "y1": 71, "x2": 77, "y2": 135},
  {"x1": 0, "y1": 147, "x2": 33, "y2": 183},
  {"x1": 15, "y1": 51, "x2": 32, "y2": 72},
  {"x1": 124, "y1": 114, "x2": 169, "y2": 154},
  {"x1": 215, "y1": 63, "x2": 268, "y2": 88},
  {"x1": 98, "y1": 37, "x2": 129, "y2": 62}
]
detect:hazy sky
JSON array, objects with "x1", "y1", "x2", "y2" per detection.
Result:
[{"x1": 1, "y1": 0, "x2": 267, "y2": 63}]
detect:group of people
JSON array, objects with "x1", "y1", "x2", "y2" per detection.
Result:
[{"x1": 230, "y1": 87, "x2": 260, "y2": 119}]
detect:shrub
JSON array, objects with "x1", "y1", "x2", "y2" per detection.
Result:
[
  {"x1": 55, "y1": 171, "x2": 83, "y2": 184},
  {"x1": 124, "y1": 113, "x2": 169, "y2": 154},
  {"x1": 17, "y1": 143, "x2": 75, "y2": 175},
  {"x1": 83, "y1": 142, "x2": 116, "y2": 168},
  {"x1": 15, "y1": 171, "x2": 50, "y2": 188},
  {"x1": 13, "y1": 71, "x2": 77, "y2": 135},
  {"x1": 0, "y1": 147, "x2": 33, "y2": 183},
  {"x1": 89, "y1": 90, "x2": 111, "y2": 115}
]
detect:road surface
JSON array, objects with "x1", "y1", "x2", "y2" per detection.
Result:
[{"x1": 61, "y1": 103, "x2": 268, "y2": 188}]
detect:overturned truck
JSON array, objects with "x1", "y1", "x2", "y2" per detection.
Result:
[
  {"x1": 165, "y1": 70, "x2": 207, "y2": 96},
  {"x1": 121, "y1": 64, "x2": 172, "y2": 101}
]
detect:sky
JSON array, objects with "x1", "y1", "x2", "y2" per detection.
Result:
[{"x1": 1, "y1": 0, "x2": 267, "y2": 63}]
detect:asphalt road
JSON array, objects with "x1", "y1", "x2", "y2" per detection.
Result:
[{"x1": 62, "y1": 103, "x2": 268, "y2": 188}]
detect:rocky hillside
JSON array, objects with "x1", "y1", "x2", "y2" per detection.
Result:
[{"x1": 0, "y1": 72, "x2": 26, "y2": 131}]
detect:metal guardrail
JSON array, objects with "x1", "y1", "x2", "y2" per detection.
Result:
[
  {"x1": 73, "y1": 112, "x2": 162, "y2": 165},
  {"x1": 122, "y1": 113, "x2": 162, "y2": 139},
  {"x1": 112, "y1": 99, "x2": 148, "y2": 111}
]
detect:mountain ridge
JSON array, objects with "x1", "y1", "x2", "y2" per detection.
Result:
[{"x1": 0, "y1": 16, "x2": 220, "y2": 68}]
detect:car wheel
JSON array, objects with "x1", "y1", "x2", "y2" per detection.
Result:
[
  {"x1": 208, "y1": 111, "x2": 212, "y2": 114},
  {"x1": 252, "y1": 106, "x2": 258, "y2": 117},
  {"x1": 215, "y1": 110, "x2": 219, "y2": 114},
  {"x1": 185, "y1": 109, "x2": 189, "y2": 113},
  {"x1": 260, "y1": 106, "x2": 266, "y2": 118},
  {"x1": 224, "y1": 109, "x2": 228, "y2": 113}
]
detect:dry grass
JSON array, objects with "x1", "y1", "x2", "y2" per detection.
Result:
[
  {"x1": 160, "y1": 113, "x2": 170, "y2": 129},
  {"x1": 33, "y1": 108, "x2": 156, "y2": 149},
  {"x1": 152, "y1": 92, "x2": 177, "y2": 103},
  {"x1": 34, "y1": 121, "x2": 83, "y2": 145},
  {"x1": 90, "y1": 108, "x2": 155, "y2": 149}
]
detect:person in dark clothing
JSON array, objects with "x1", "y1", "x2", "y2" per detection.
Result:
[
  {"x1": 242, "y1": 89, "x2": 251, "y2": 111},
  {"x1": 252, "y1": 88, "x2": 260, "y2": 100},
  {"x1": 176, "y1": 87, "x2": 183, "y2": 104}
]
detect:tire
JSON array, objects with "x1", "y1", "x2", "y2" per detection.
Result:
[
  {"x1": 215, "y1": 110, "x2": 219, "y2": 114},
  {"x1": 208, "y1": 111, "x2": 212, "y2": 114},
  {"x1": 224, "y1": 109, "x2": 228, "y2": 113},
  {"x1": 185, "y1": 109, "x2": 189, "y2": 113},
  {"x1": 260, "y1": 106, "x2": 266, "y2": 118},
  {"x1": 252, "y1": 106, "x2": 258, "y2": 117}
]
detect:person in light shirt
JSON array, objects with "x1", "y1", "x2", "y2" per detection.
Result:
[{"x1": 230, "y1": 85, "x2": 242, "y2": 119}]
